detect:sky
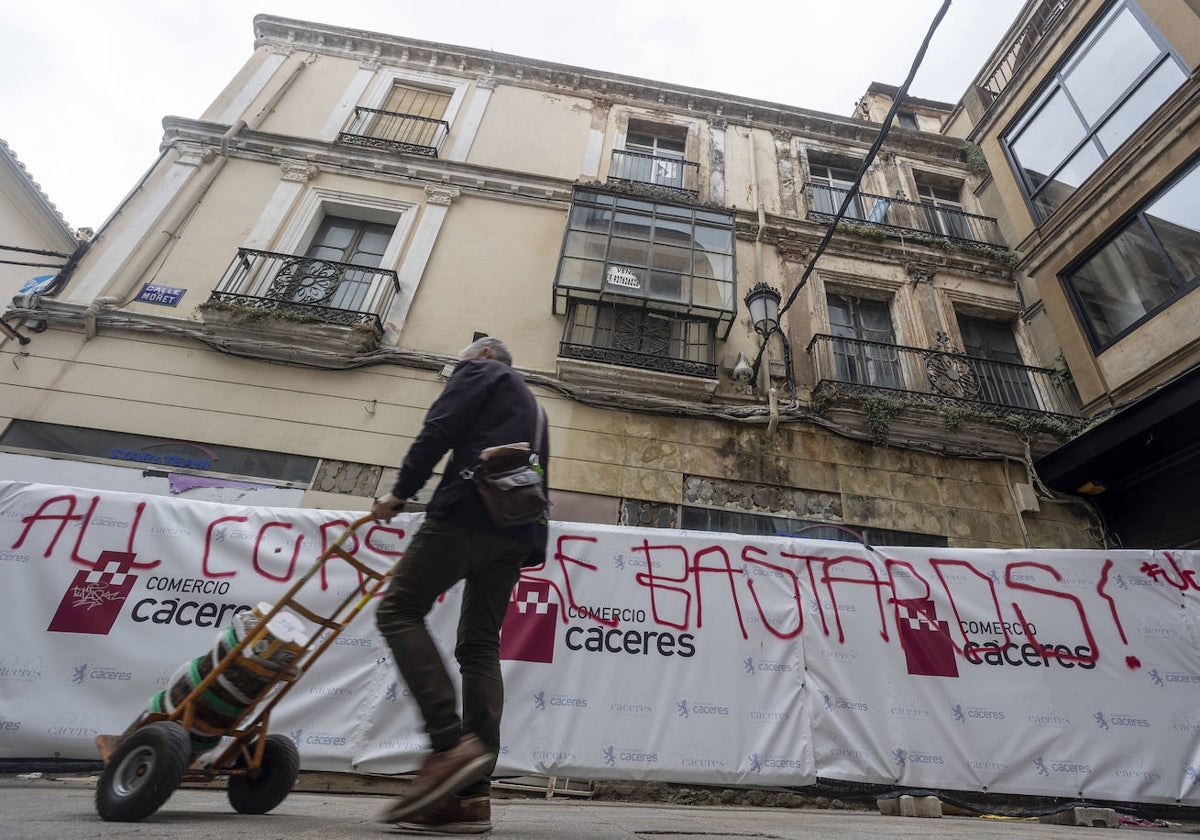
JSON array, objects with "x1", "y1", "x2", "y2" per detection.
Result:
[{"x1": 1, "y1": 0, "x2": 1025, "y2": 230}]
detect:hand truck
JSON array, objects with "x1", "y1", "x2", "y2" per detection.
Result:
[{"x1": 94, "y1": 514, "x2": 390, "y2": 821}]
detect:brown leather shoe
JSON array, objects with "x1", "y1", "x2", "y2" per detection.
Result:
[
  {"x1": 376, "y1": 735, "x2": 494, "y2": 824},
  {"x1": 393, "y1": 794, "x2": 491, "y2": 834}
]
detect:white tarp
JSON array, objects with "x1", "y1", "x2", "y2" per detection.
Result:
[{"x1": 2, "y1": 480, "x2": 1199, "y2": 804}]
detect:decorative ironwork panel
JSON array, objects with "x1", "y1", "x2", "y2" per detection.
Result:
[
  {"x1": 925, "y1": 352, "x2": 980, "y2": 399},
  {"x1": 266, "y1": 258, "x2": 344, "y2": 305},
  {"x1": 207, "y1": 292, "x2": 381, "y2": 330},
  {"x1": 337, "y1": 106, "x2": 449, "y2": 158},
  {"x1": 559, "y1": 341, "x2": 717, "y2": 379}
]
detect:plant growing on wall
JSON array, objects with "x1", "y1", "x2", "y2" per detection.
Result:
[{"x1": 864, "y1": 395, "x2": 906, "y2": 446}]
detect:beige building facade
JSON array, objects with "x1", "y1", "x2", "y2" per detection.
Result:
[
  {"x1": 0, "y1": 14, "x2": 1105, "y2": 549},
  {"x1": 945, "y1": 0, "x2": 1200, "y2": 548}
]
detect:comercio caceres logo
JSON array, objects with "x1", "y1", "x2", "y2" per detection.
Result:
[
  {"x1": 47, "y1": 551, "x2": 139, "y2": 635},
  {"x1": 48, "y1": 551, "x2": 255, "y2": 635}
]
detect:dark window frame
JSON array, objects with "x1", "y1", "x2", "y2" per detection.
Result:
[
  {"x1": 552, "y1": 187, "x2": 737, "y2": 339},
  {"x1": 1061, "y1": 156, "x2": 1200, "y2": 351},
  {"x1": 1001, "y1": 0, "x2": 1186, "y2": 223}
]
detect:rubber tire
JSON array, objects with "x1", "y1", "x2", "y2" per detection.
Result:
[
  {"x1": 227, "y1": 734, "x2": 300, "y2": 815},
  {"x1": 95, "y1": 721, "x2": 192, "y2": 822}
]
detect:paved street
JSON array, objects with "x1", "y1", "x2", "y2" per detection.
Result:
[{"x1": 2, "y1": 775, "x2": 1200, "y2": 839}]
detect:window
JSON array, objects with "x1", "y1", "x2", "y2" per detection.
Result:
[
  {"x1": 809, "y1": 163, "x2": 864, "y2": 219},
  {"x1": 957, "y1": 315, "x2": 1037, "y2": 409},
  {"x1": 262, "y1": 214, "x2": 395, "y2": 314},
  {"x1": 553, "y1": 189, "x2": 737, "y2": 338},
  {"x1": 827, "y1": 293, "x2": 902, "y2": 388},
  {"x1": 680, "y1": 506, "x2": 947, "y2": 547},
  {"x1": 609, "y1": 122, "x2": 696, "y2": 194},
  {"x1": 897, "y1": 111, "x2": 919, "y2": 130},
  {"x1": 916, "y1": 182, "x2": 971, "y2": 240},
  {"x1": 1064, "y1": 160, "x2": 1200, "y2": 348},
  {"x1": 342, "y1": 82, "x2": 452, "y2": 156},
  {"x1": 563, "y1": 301, "x2": 715, "y2": 373},
  {"x1": 1003, "y1": 1, "x2": 1186, "y2": 221},
  {"x1": 289, "y1": 216, "x2": 395, "y2": 311}
]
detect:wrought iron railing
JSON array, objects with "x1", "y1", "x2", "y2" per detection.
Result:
[
  {"x1": 559, "y1": 341, "x2": 717, "y2": 379},
  {"x1": 608, "y1": 150, "x2": 700, "y2": 197},
  {"x1": 808, "y1": 334, "x2": 1080, "y2": 417},
  {"x1": 208, "y1": 248, "x2": 400, "y2": 331},
  {"x1": 337, "y1": 106, "x2": 449, "y2": 157},
  {"x1": 978, "y1": 0, "x2": 1073, "y2": 107},
  {"x1": 804, "y1": 183, "x2": 1002, "y2": 246}
]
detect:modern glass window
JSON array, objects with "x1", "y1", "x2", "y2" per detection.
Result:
[
  {"x1": 1003, "y1": 0, "x2": 1186, "y2": 221},
  {"x1": 1064, "y1": 160, "x2": 1200, "y2": 348},
  {"x1": 553, "y1": 189, "x2": 737, "y2": 336},
  {"x1": 957, "y1": 314, "x2": 1037, "y2": 409},
  {"x1": 827, "y1": 293, "x2": 902, "y2": 388}
]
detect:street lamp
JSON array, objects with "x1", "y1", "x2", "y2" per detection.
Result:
[{"x1": 744, "y1": 283, "x2": 781, "y2": 336}]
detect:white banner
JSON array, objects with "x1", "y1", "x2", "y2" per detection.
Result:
[{"x1": 2, "y1": 481, "x2": 1199, "y2": 804}]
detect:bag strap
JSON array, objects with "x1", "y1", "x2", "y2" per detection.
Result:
[{"x1": 531, "y1": 404, "x2": 545, "y2": 464}]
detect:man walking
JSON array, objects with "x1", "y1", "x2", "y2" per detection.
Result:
[{"x1": 371, "y1": 336, "x2": 549, "y2": 833}]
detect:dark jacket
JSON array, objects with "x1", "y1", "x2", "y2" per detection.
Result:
[{"x1": 391, "y1": 357, "x2": 550, "y2": 564}]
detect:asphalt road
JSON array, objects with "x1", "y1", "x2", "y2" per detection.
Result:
[{"x1": 2, "y1": 775, "x2": 1199, "y2": 839}]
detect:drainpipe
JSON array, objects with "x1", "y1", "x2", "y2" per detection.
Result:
[
  {"x1": 748, "y1": 128, "x2": 782, "y2": 434},
  {"x1": 84, "y1": 53, "x2": 311, "y2": 339}
]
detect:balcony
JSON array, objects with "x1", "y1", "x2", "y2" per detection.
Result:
[
  {"x1": 808, "y1": 334, "x2": 1080, "y2": 418},
  {"x1": 805, "y1": 184, "x2": 1002, "y2": 246},
  {"x1": 608, "y1": 150, "x2": 700, "y2": 199},
  {"x1": 978, "y1": 0, "x2": 1073, "y2": 108},
  {"x1": 336, "y1": 106, "x2": 449, "y2": 158},
  {"x1": 559, "y1": 341, "x2": 717, "y2": 379},
  {"x1": 205, "y1": 248, "x2": 400, "y2": 338}
]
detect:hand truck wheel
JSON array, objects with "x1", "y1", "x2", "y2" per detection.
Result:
[
  {"x1": 95, "y1": 721, "x2": 192, "y2": 822},
  {"x1": 227, "y1": 733, "x2": 301, "y2": 815}
]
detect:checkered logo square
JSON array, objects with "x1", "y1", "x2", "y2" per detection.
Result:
[
  {"x1": 500, "y1": 579, "x2": 558, "y2": 664},
  {"x1": 896, "y1": 598, "x2": 958, "y2": 678}
]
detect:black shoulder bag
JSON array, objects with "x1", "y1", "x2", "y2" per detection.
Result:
[{"x1": 463, "y1": 407, "x2": 547, "y2": 527}]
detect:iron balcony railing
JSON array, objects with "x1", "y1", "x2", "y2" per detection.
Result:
[
  {"x1": 804, "y1": 183, "x2": 1002, "y2": 246},
  {"x1": 208, "y1": 248, "x2": 400, "y2": 331},
  {"x1": 608, "y1": 150, "x2": 700, "y2": 198},
  {"x1": 558, "y1": 341, "x2": 717, "y2": 379},
  {"x1": 978, "y1": 0, "x2": 1072, "y2": 107},
  {"x1": 337, "y1": 106, "x2": 449, "y2": 157},
  {"x1": 808, "y1": 334, "x2": 1080, "y2": 417}
]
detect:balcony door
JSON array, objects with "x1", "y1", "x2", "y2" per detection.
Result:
[
  {"x1": 295, "y1": 216, "x2": 394, "y2": 311},
  {"x1": 809, "y1": 164, "x2": 863, "y2": 219},
  {"x1": 917, "y1": 183, "x2": 970, "y2": 240},
  {"x1": 827, "y1": 293, "x2": 901, "y2": 388},
  {"x1": 615, "y1": 127, "x2": 687, "y2": 189},
  {"x1": 373, "y1": 83, "x2": 451, "y2": 149},
  {"x1": 957, "y1": 315, "x2": 1037, "y2": 409}
]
